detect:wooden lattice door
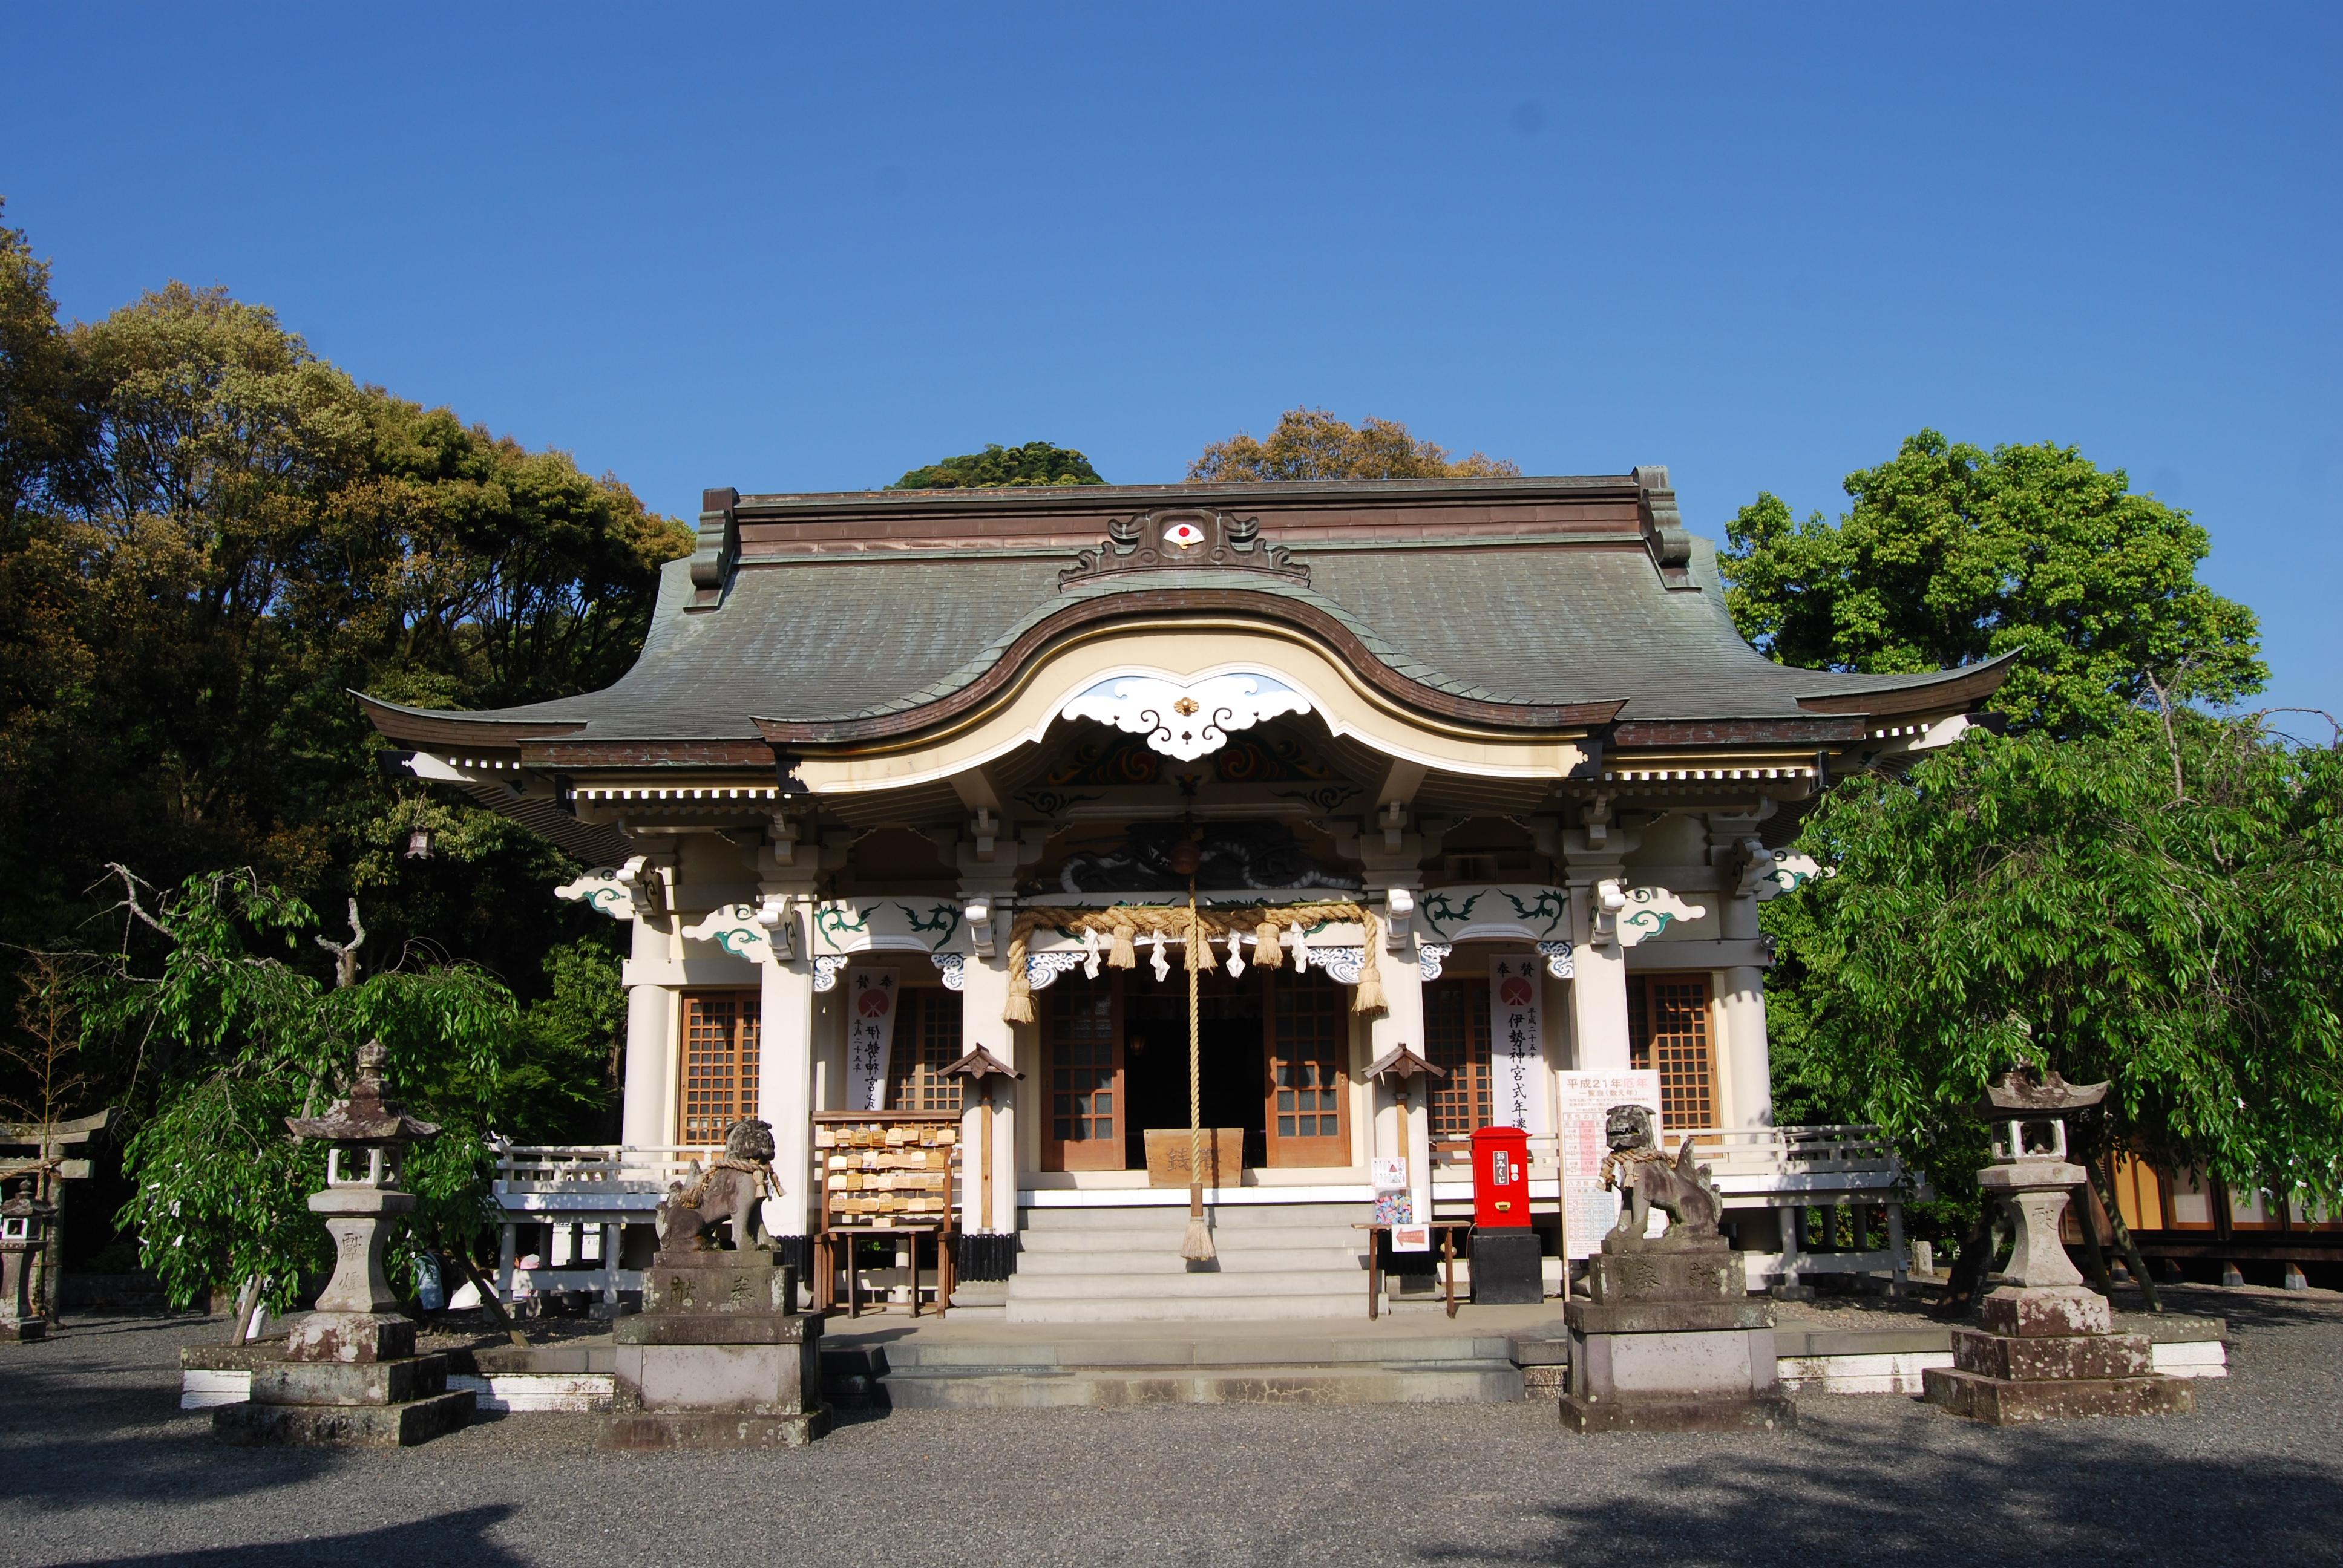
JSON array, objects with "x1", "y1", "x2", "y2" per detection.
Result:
[
  {"x1": 679, "y1": 991, "x2": 759, "y2": 1146},
  {"x1": 1044, "y1": 982, "x2": 1124, "y2": 1171},
  {"x1": 1265, "y1": 969, "x2": 1349, "y2": 1166},
  {"x1": 1627, "y1": 975, "x2": 1715, "y2": 1129}
]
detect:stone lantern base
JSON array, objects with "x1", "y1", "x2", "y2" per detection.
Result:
[
  {"x1": 214, "y1": 1313, "x2": 474, "y2": 1448},
  {"x1": 1922, "y1": 1286, "x2": 2194, "y2": 1425}
]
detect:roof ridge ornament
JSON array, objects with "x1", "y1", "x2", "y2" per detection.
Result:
[{"x1": 1061, "y1": 508, "x2": 1308, "y2": 589}]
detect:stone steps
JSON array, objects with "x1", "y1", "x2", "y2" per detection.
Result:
[
  {"x1": 828, "y1": 1325, "x2": 1526, "y2": 1408},
  {"x1": 1005, "y1": 1201, "x2": 1372, "y2": 1323}
]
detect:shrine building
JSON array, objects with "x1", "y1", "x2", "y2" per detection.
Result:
[{"x1": 363, "y1": 469, "x2": 2002, "y2": 1318}]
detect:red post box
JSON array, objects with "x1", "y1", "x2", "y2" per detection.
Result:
[{"x1": 1471, "y1": 1125, "x2": 1532, "y2": 1228}]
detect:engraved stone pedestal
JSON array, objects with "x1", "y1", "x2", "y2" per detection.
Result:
[
  {"x1": 600, "y1": 1249, "x2": 827, "y2": 1449},
  {"x1": 212, "y1": 1042, "x2": 472, "y2": 1448},
  {"x1": 1561, "y1": 1239, "x2": 1795, "y2": 1432}
]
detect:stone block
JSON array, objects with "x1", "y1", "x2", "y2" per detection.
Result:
[
  {"x1": 213, "y1": 1389, "x2": 472, "y2": 1448},
  {"x1": 643, "y1": 1256, "x2": 794, "y2": 1317},
  {"x1": 0, "y1": 1319, "x2": 46, "y2": 1343},
  {"x1": 614, "y1": 1311, "x2": 821, "y2": 1347},
  {"x1": 284, "y1": 1312, "x2": 414, "y2": 1364},
  {"x1": 1586, "y1": 1243, "x2": 1743, "y2": 1305},
  {"x1": 249, "y1": 1354, "x2": 447, "y2": 1407},
  {"x1": 1571, "y1": 1327, "x2": 1777, "y2": 1402},
  {"x1": 1561, "y1": 1391, "x2": 1795, "y2": 1432},
  {"x1": 600, "y1": 1408, "x2": 828, "y2": 1449},
  {"x1": 1470, "y1": 1230, "x2": 1544, "y2": 1305},
  {"x1": 1921, "y1": 1367, "x2": 2193, "y2": 1425},
  {"x1": 614, "y1": 1339, "x2": 822, "y2": 1415},
  {"x1": 1565, "y1": 1298, "x2": 1774, "y2": 1336},
  {"x1": 1951, "y1": 1328, "x2": 2151, "y2": 1382},
  {"x1": 1978, "y1": 1286, "x2": 2111, "y2": 1339}
]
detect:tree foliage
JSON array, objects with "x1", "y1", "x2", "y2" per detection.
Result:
[
  {"x1": 0, "y1": 205, "x2": 686, "y2": 1161},
  {"x1": 1187, "y1": 407, "x2": 1519, "y2": 483},
  {"x1": 1763, "y1": 717, "x2": 2343, "y2": 1218},
  {"x1": 1720, "y1": 430, "x2": 2265, "y2": 738},
  {"x1": 890, "y1": 441, "x2": 1104, "y2": 489},
  {"x1": 80, "y1": 870, "x2": 527, "y2": 1311}
]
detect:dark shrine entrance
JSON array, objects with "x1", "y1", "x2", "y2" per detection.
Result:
[{"x1": 1041, "y1": 968, "x2": 1351, "y2": 1173}]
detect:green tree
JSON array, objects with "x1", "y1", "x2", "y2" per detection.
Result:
[
  {"x1": 0, "y1": 209, "x2": 690, "y2": 1170},
  {"x1": 1187, "y1": 407, "x2": 1519, "y2": 483},
  {"x1": 1764, "y1": 714, "x2": 2343, "y2": 1303},
  {"x1": 82, "y1": 869, "x2": 525, "y2": 1314},
  {"x1": 1720, "y1": 430, "x2": 2264, "y2": 737},
  {"x1": 890, "y1": 441, "x2": 1105, "y2": 489}
]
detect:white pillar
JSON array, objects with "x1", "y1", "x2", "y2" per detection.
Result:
[
  {"x1": 1367, "y1": 927, "x2": 1429, "y2": 1217},
  {"x1": 1715, "y1": 871, "x2": 1773, "y2": 1125},
  {"x1": 958, "y1": 951, "x2": 1021, "y2": 1235},
  {"x1": 759, "y1": 945, "x2": 819, "y2": 1236},
  {"x1": 620, "y1": 915, "x2": 673, "y2": 1149},
  {"x1": 1561, "y1": 828, "x2": 1636, "y2": 1073}
]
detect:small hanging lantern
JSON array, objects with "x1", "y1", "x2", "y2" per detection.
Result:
[{"x1": 405, "y1": 825, "x2": 435, "y2": 860}]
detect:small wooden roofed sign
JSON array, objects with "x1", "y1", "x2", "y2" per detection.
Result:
[
  {"x1": 940, "y1": 1045, "x2": 1021, "y2": 1083},
  {"x1": 1364, "y1": 1045, "x2": 1447, "y2": 1085}
]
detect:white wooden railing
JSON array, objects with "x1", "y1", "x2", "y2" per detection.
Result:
[
  {"x1": 493, "y1": 1144, "x2": 721, "y2": 1201},
  {"x1": 1662, "y1": 1125, "x2": 1909, "y2": 1197}
]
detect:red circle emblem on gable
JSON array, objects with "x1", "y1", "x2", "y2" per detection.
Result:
[
  {"x1": 1499, "y1": 976, "x2": 1535, "y2": 1007},
  {"x1": 857, "y1": 990, "x2": 892, "y2": 1018},
  {"x1": 1162, "y1": 521, "x2": 1205, "y2": 549}
]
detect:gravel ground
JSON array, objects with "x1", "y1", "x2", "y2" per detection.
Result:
[{"x1": 3, "y1": 1287, "x2": 2339, "y2": 1568}]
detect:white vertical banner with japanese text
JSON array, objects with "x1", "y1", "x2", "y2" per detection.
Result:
[
  {"x1": 1558, "y1": 1070, "x2": 1662, "y2": 1261},
  {"x1": 1488, "y1": 956, "x2": 1552, "y2": 1134},
  {"x1": 845, "y1": 969, "x2": 899, "y2": 1111}
]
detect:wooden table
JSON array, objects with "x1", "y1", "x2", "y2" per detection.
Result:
[
  {"x1": 1357, "y1": 1220, "x2": 1474, "y2": 1319},
  {"x1": 816, "y1": 1225, "x2": 954, "y2": 1319}
]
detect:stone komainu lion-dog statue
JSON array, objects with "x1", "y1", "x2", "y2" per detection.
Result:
[
  {"x1": 655, "y1": 1117, "x2": 779, "y2": 1253},
  {"x1": 1599, "y1": 1103, "x2": 1724, "y2": 1247}
]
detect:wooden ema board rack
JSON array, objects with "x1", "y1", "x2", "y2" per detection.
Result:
[{"x1": 813, "y1": 1112, "x2": 960, "y2": 1228}]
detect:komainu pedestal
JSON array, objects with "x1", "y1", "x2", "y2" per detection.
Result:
[
  {"x1": 1561, "y1": 1106, "x2": 1793, "y2": 1433},
  {"x1": 601, "y1": 1248, "x2": 827, "y2": 1449}
]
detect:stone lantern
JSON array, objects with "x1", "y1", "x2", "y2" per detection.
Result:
[
  {"x1": 1922, "y1": 1063, "x2": 2192, "y2": 1424},
  {"x1": 213, "y1": 1040, "x2": 474, "y2": 1446},
  {"x1": 1, "y1": 1195, "x2": 54, "y2": 1342}
]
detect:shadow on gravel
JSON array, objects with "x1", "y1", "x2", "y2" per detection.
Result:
[
  {"x1": 50, "y1": 1504, "x2": 522, "y2": 1567},
  {"x1": 1440, "y1": 1417, "x2": 2343, "y2": 1566},
  {"x1": 0, "y1": 1353, "x2": 347, "y2": 1509}
]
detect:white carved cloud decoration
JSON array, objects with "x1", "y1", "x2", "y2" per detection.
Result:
[{"x1": 1060, "y1": 672, "x2": 1311, "y2": 762}]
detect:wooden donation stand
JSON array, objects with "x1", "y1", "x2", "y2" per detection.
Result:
[
  {"x1": 814, "y1": 1111, "x2": 959, "y2": 1318},
  {"x1": 1143, "y1": 1128, "x2": 1244, "y2": 1188}
]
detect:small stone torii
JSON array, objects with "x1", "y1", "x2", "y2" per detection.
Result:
[{"x1": 0, "y1": 1109, "x2": 111, "y2": 1321}]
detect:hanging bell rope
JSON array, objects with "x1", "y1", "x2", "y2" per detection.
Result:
[{"x1": 1000, "y1": 900, "x2": 1385, "y2": 1024}]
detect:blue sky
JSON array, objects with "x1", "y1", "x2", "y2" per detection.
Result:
[{"x1": 5, "y1": 4, "x2": 2337, "y2": 717}]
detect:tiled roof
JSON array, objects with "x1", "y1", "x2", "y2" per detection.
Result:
[{"x1": 364, "y1": 485, "x2": 1998, "y2": 743}]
